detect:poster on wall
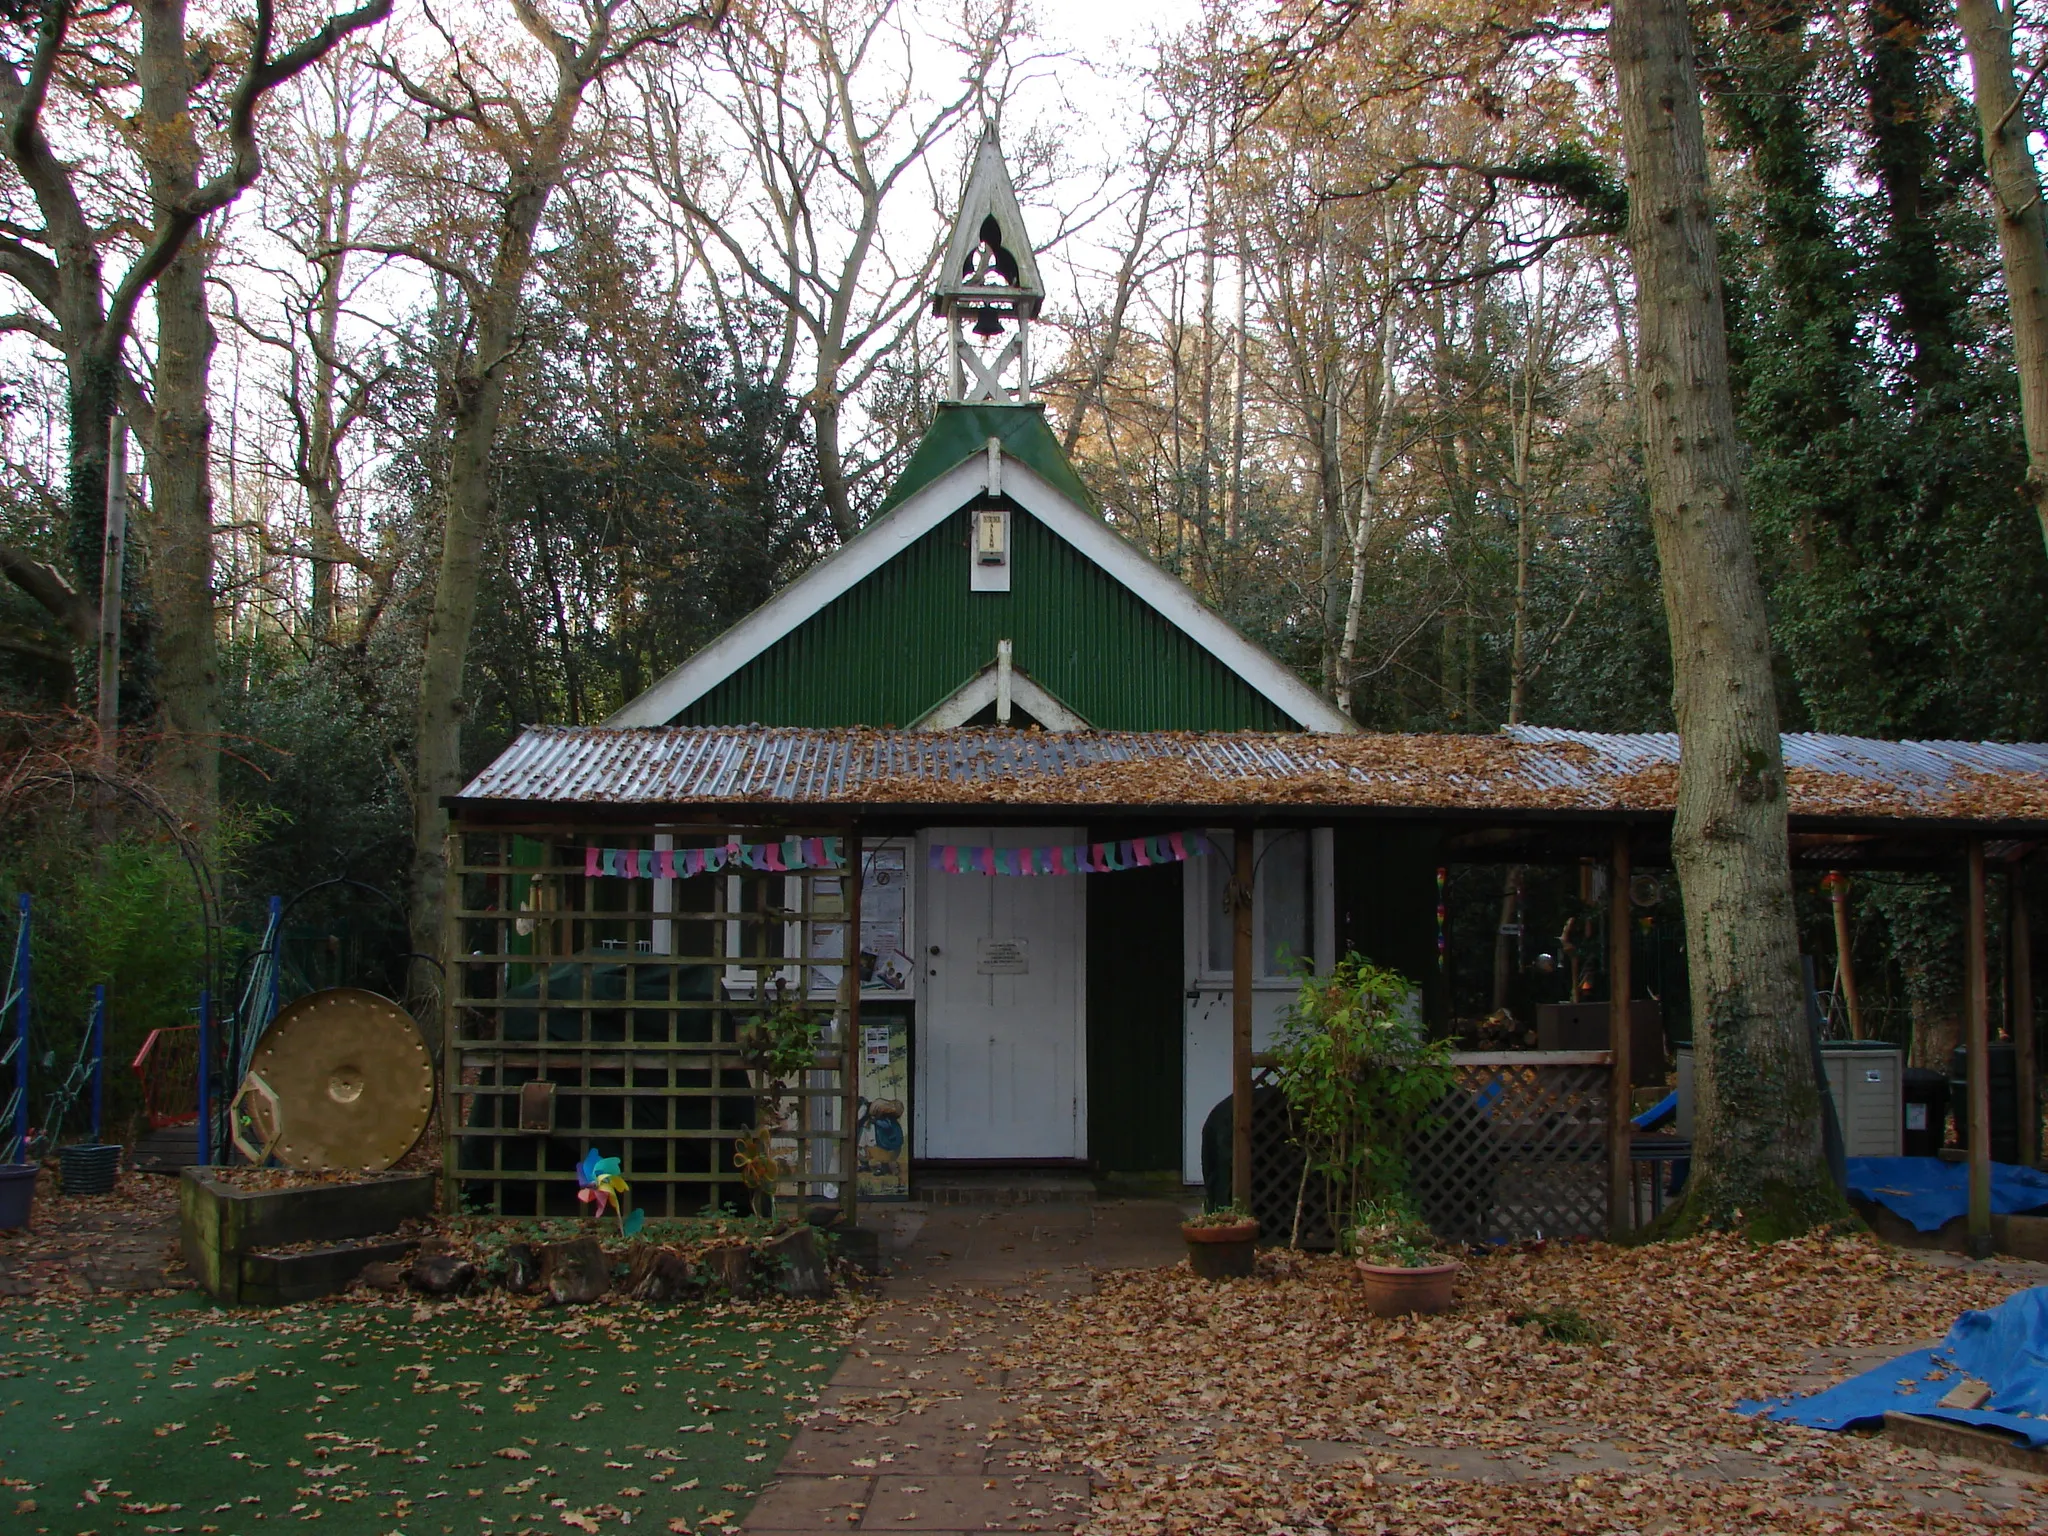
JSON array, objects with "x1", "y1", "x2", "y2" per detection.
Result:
[
  {"x1": 856, "y1": 1014, "x2": 910, "y2": 1199},
  {"x1": 858, "y1": 845, "x2": 915, "y2": 996}
]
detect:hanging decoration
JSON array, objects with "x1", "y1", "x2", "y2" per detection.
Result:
[
  {"x1": 927, "y1": 831, "x2": 1211, "y2": 876},
  {"x1": 1436, "y1": 865, "x2": 1449, "y2": 974},
  {"x1": 583, "y1": 836, "x2": 845, "y2": 879}
]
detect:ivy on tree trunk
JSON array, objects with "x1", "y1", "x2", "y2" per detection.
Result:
[{"x1": 1610, "y1": 0, "x2": 1846, "y2": 1238}]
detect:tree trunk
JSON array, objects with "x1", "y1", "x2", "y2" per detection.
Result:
[
  {"x1": 144, "y1": 244, "x2": 222, "y2": 829},
  {"x1": 1612, "y1": 0, "x2": 1843, "y2": 1237},
  {"x1": 1954, "y1": 0, "x2": 2048, "y2": 558},
  {"x1": 811, "y1": 387, "x2": 855, "y2": 540},
  {"x1": 405, "y1": 43, "x2": 614, "y2": 994}
]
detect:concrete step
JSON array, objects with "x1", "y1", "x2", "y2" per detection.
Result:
[{"x1": 912, "y1": 1170, "x2": 1097, "y2": 1206}]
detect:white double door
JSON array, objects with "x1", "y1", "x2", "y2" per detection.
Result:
[{"x1": 917, "y1": 827, "x2": 1086, "y2": 1161}]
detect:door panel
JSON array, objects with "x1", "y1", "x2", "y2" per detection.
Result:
[
  {"x1": 918, "y1": 827, "x2": 1086, "y2": 1160},
  {"x1": 1180, "y1": 829, "x2": 1336, "y2": 1181}
]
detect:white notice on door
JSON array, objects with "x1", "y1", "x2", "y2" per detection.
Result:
[{"x1": 977, "y1": 937, "x2": 1029, "y2": 974}]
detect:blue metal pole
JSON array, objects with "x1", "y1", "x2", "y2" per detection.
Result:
[
  {"x1": 90, "y1": 984, "x2": 105, "y2": 1144},
  {"x1": 195, "y1": 988, "x2": 210, "y2": 1167},
  {"x1": 13, "y1": 895, "x2": 28, "y2": 1162},
  {"x1": 265, "y1": 895, "x2": 281, "y2": 1028}
]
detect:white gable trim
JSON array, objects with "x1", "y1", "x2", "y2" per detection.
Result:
[
  {"x1": 606, "y1": 451, "x2": 1357, "y2": 733},
  {"x1": 913, "y1": 665, "x2": 1090, "y2": 731}
]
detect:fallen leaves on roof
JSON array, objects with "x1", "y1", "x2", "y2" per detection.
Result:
[{"x1": 463, "y1": 727, "x2": 2048, "y2": 823}]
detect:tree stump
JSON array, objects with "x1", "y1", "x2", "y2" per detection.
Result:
[
  {"x1": 502, "y1": 1241, "x2": 541, "y2": 1294},
  {"x1": 409, "y1": 1253, "x2": 478, "y2": 1296},
  {"x1": 763, "y1": 1226, "x2": 832, "y2": 1298},
  {"x1": 358, "y1": 1260, "x2": 408, "y2": 1292},
  {"x1": 540, "y1": 1237, "x2": 610, "y2": 1305},
  {"x1": 626, "y1": 1246, "x2": 696, "y2": 1304},
  {"x1": 698, "y1": 1243, "x2": 754, "y2": 1296}
]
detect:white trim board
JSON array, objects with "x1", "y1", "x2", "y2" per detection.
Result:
[
  {"x1": 913, "y1": 662, "x2": 1090, "y2": 731},
  {"x1": 606, "y1": 449, "x2": 1357, "y2": 733}
]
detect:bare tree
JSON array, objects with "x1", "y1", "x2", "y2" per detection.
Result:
[
  {"x1": 1954, "y1": 0, "x2": 2048, "y2": 560},
  {"x1": 0, "y1": 0, "x2": 392, "y2": 744},
  {"x1": 636, "y1": 0, "x2": 1014, "y2": 535},
  {"x1": 228, "y1": 47, "x2": 405, "y2": 645},
  {"x1": 366, "y1": 0, "x2": 726, "y2": 982},
  {"x1": 1611, "y1": 0, "x2": 1840, "y2": 1233}
]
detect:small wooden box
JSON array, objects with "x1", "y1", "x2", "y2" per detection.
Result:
[{"x1": 1536, "y1": 1001, "x2": 1665, "y2": 1084}]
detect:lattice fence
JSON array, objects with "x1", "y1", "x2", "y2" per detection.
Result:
[
  {"x1": 1249, "y1": 1051, "x2": 1611, "y2": 1249},
  {"x1": 444, "y1": 826, "x2": 858, "y2": 1219},
  {"x1": 1413, "y1": 1053, "x2": 1611, "y2": 1243}
]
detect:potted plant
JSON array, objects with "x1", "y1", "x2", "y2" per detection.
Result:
[
  {"x1": 1349, "y1": 1197, "x2": 1460, "y2": 1316},
  {"x1": 1271, "y1": 954, "x2": 1456, "y2": 1247},
  {"x1": 1181, "y1": 1203, "x2": 1259, "y2": 1279}
]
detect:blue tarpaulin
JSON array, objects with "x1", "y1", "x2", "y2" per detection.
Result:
[
  {"x1": 1738, "y1": 1286, "x2": 2048, "y2": 1448},
  {"x1": 1845, "y1": 1156, "x2": 2048, "y2": 1232}
]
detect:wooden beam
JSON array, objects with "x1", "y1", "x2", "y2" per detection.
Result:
[
  {"x1": 1967, "y1": 838, "x2": 1994, "y2": 1257},
  {"x1": 843, "y1": 828, "x2": 863, "y2": 1226},
  {"x1": 1828, "y1": 872, "x2": 1862, "y2": 1038},
  {"x1": 1609, "y1": 826, "x2": 1633, "y2": 1238},
  {"x1": 1231, "y1": 828, "x2": 1254, "y2": 1213},
  {"x1": 2015, "y1": 859, "x2": 2038, "y2": 1169}
]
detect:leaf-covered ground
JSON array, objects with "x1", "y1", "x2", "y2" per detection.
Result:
[
  {"x1": 991, "y1": 1234, "x2": 2046, "y2": 1534},
  {"x1": 0, "y1": 1287, "x2": 854, "y2": 1536}
]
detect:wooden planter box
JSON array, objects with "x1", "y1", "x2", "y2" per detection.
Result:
[{"x1": 180, "y1": 1168, "x2": 435, "y2": 1305}]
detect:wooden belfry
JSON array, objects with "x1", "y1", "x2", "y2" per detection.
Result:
[{"x1": 932, "y1": 127, "x2": 1046, "y2": 405}]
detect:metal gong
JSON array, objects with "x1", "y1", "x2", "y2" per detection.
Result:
[{"x1": 244, "y1": 988, "x2": 435, "y2": 1172}]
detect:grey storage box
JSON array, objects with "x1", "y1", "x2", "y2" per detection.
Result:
[{"x1": 1677, "y1": 1042, "x2": 1902, "y2": 1157}]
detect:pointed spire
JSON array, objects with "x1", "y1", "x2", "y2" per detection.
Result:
[{"x1": 932, "y1": 127, "x2": 1043, "y2": 404}]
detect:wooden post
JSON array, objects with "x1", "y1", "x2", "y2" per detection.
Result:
[
  {"x1": 94, "y1": 419, "x2": 126, "y2": 847},
  {"x1": 2014, "y1": 859, "x2": 2037, "y2": 1169},
  {"x1": 843, "y1": 829, "x2": 862, "y2": 1225},
  {"x1": 1967, "y1": 838, "x2": 1993, "y2": 1257},
  {"x1": 1609, "y1": 826, "x2": 1633, "y2": 1237},
  {"x1": 1828, "y1": 872, "x2": 1862, "y2": 1038},
  {"x1": 1231, "y1": 828, "x2": 1254, "y2": 1212}
]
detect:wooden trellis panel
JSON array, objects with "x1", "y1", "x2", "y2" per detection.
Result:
[
  {"x1": 442, "y1": 826, "x2": 858, "y2": 1219},
  {"x1": 1412, "y1": 1053, "x2": 1612, "y2": 1243},
  {"x1": 1245, "y1": 1074, "x2": 1334, "y2": 1250},
  {"x1": 1248, "y1": 1051, "x2": 1612, "y2": 1250}
]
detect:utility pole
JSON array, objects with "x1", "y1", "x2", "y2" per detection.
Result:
[{"x1": 95, "y1": 419, "x2": 127, "y2": 847}]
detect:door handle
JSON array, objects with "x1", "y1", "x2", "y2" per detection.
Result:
[{"x1": 1184, "y1": 987, "x2": 1200, "y2": 1001}]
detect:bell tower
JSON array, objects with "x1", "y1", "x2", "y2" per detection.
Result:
[{"x1": 933, "y1": 126, "x2": 1045, "y2": 404}]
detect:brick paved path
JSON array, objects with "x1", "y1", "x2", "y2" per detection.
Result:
[{"x1": 747, "y1": 1199, "x2": 1187, "y2": 1536}]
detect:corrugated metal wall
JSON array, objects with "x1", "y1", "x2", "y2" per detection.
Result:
[
  {"x1": 1085, "y1": 846, "x2": 1184, "y2": 1173},
  {"x1": 678, "y1": 507, "x2": 1295, "y2": 730}
]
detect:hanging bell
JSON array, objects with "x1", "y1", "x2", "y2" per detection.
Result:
[{"x1": 972, "y1": 307, "x2": 1007, "y2": 339}]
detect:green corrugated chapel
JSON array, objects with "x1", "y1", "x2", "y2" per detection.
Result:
[{"x1": 600, "y1": 129, "x2": 1403, "y2": 1184}]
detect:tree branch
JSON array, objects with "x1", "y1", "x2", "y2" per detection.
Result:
[{"x1": 0, "y1": 545, "x2": 94, "y2": 645}]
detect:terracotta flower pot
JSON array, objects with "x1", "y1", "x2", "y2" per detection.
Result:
[
  {"x1": 1355, "y1": 1257, "x2": 1459, "y2": 1316},
  {"x1": 1182, "y1": 1218, "x2": 1258, "y2": 1280}
]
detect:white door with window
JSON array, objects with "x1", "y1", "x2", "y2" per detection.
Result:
[
  {"x1": 918, "y1": 827, "x2": 1086, "y2": 1160},
  {"x1": 1182, "y1": 828, "x2": 1334, "y2": 1181}
]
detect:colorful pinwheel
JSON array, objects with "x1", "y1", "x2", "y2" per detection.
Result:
[{"x1": 576, "y1": 1148, "x2": 644, "y2": 1237}]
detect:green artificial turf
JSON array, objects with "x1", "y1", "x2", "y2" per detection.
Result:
[{"x1": 0, "y1": 1290, "x2": 846, "y2": 1536}]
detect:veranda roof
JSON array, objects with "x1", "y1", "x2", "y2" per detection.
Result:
[{"x1": 454, "y1": 724, "x2": 2048, "y2": 832}]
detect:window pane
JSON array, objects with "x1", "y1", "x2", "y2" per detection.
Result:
[
  {"x1": 1204, "y1": 831, "x2": 1235, "y2": 973},
  {"x1": 1260, "y1": 832, "x2": 1312, "y2": 976}
]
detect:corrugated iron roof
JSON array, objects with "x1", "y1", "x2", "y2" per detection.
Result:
[{"x1": 455, "y1": 725, "x2": 2048, "y2": 825}]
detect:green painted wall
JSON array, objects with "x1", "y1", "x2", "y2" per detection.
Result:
[
  {"x1": 679, "y1": 506, "x2": 1295, "y2": 730},
  {"x1": 1085, "y1": 849, "x2": 1184, "y2": 1173}
]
